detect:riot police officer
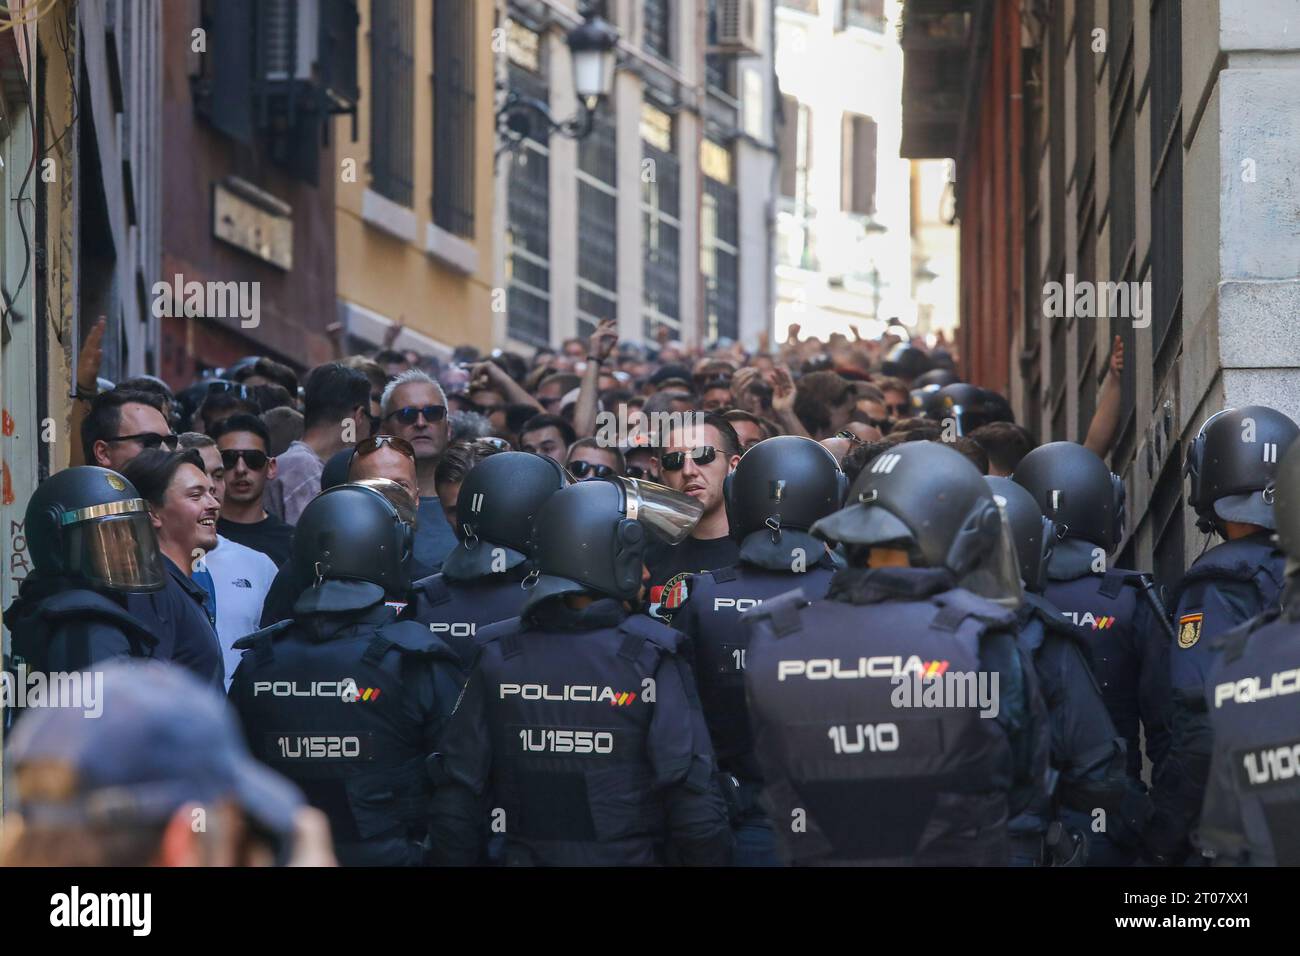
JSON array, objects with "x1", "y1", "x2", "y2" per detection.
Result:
[
  {"x1": 742, "y1": 441, "x2": 1048, "y2": 865},
  {"x1": 1198, "y1": 440, "x2": 1300, "y2": 865},
  {"x1": 5, "y1": 467, "x2": 163, "y2": 681},
  {"x1": 1148, "y1": 405, "x2": 1299, "y2": 863},
  {"x1": 1013, "y1": 441, "x2": 1172, "y2": 864},
  {"x1": 986, "y1": 475, "x2": 1134, "y2": 866},
  {"x1": 921, "y1": 383, "x2": 1015, "y2": 435},
  {"x1": 409, "y1": 452, "x2": 567, "y2": 666},
  {"x1": 431, "y1": 478, "x2": 733, "y2": 865},
  {"x1": 229, "y1": 483, "x2": 477, "y2": 866},
  {"x1": 673, "y1": 435, "x2": 845, "y2": 865}
]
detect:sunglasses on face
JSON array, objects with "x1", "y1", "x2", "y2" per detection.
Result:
[
  {"x1": 569, "y1": 460, "x2": 616, "y2": 480},
  {"x1": 351, "y1": 435, "x2": 416, "y2": 462},
  {"x1": 660, "y1": 446, "x2": 717, "y2": 471},
  {"x1": 220, "y1": 448, "x2": 269, "y2": 471},
  {"x1": 626, "y1": 465, "x2": 650, "y2": 480},
  {"x1": 886, "y1": 403, "x2": 909, "y2": 417},
  {"x1": 107, "y1": 432, "x2": 179, "y2": 451},
  {"x1": 385, "y1": 405, "x2": 447, "y2": 426}
]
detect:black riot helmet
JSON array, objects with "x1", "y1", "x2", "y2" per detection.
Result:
[
  {"x1": 880, "y1": 343, "x2": 934, "y2": 382},
  {"x1": 924, "y1": 383, "x2": 1015, "y2": 436},
  {"x1": 1013, "y1": 441, "x2": 1124, "y2": 551},
  {"x1": 1185, "y1": 405, "x2": 1300, "y2": 533},
  {"x1": 24, "y1": 466, "x2": 166, "y2": 592},
  {"x1": 913, "y1": 368, "x2": 961, "y2": 390},
  {"x1": 1272, "y1": 441, "x2": 1300, "y2": 562},
  {"x1": 292, "y1": 483, "x2": 413, "y2": 614},
  {"x1": 524, "y1": 480, "x2": 647, "y2": 612},
  {"x1": 725, "y1": 436, "x2": 847, "y2": 539},
  {"x1": 985, "y1": 475, "x2": 1055, "y2": 594},
  {"x1": 440, "y1": 452, "x2": 567, "y2": 581},
  {"x1": 810, "y1": 442, "x2": 1022, "y2": 603}
]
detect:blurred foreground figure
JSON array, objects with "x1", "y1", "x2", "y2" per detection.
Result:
[
  {"x1": 434, "y1": 479, "x2": 733, "y2": 865},
  {"x1": 230, "y1": 484, "x2": 474, "y2": 866},
  {"x1": 1197, "y1": 441, "x2": 1300, "y2": 866},
  {"x1": 1150, "y1": 407, "x2": 1299, "y2": 863},
  {"x1": 674, "y1": 436, "x2": 846, "y2": 865},
  {"x1": 2, "y1": 660, "x2": 331, "y2": 867},
  {"x1": 743, "y1": 441, "x2": 1048, "y2": 866},
  {"x1": 5, "y1": 466, "x2": 163, "y2": 682}
]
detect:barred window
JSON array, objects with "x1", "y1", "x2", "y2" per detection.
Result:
[
  {"x1": 432, "y1": 0, "x2": 475, "y2": 237},
  {"x1": 702, "y1": 140, "x2": 739, "y2": 342},
  {"x1": 644, "y1": 0, "x2": 671, "y2": 61},
  {"x1": 506, "y1": 52, "x2": 551, "y2": 347},
  {"x1": 841, "y1": 0, "x2": 884, "y2": 31},
  {"x1": 642, "y1": 103, "x2": 681, "y2": 339},
  {"x1": 578, "y1": 107, "x2": 618, "y2": 339},
  {"x1": 370, "y1": 0, "x2": 414, "y2": 207}
]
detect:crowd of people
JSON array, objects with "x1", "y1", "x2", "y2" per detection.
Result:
[{"x1": 2, "y1": 313, "x2": 1297, "y2": 869}]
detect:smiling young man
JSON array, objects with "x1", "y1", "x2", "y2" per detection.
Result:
[
  {"x1": 644, "y1": 413, "x2": 742, "y2": 625},
  {"x1": 210, "y1": 414, "x2": 293, "y2": 566},
  {"x1": 119, "y1": 449, "x2": 226, "y2": 688}
]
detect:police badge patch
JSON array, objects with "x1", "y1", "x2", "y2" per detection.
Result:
[{"x1": 1178, "y1": 612, "x2": 1203, "y2": 649}]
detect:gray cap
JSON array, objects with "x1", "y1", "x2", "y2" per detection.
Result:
[{"x1": 4, "y1": 660, "x2": 303, "y2": 842}]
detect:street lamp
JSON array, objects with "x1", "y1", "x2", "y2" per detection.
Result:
[{"x1": 497, "y1": 7, "x2": 620, "y2": 159}]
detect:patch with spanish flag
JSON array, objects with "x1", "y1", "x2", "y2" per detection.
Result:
[{"x1": 1178, "y1": 612, "x2": 1203, "y2": 649}]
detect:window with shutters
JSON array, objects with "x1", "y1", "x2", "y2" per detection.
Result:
[
  {"x1": 432, "y1": 0, "x2": 475, "y2": 237},
  {"x1": 1150, "y1": 0, "x2": 1182, "y2": 376},
  {"x1": 577, "y1": 107, "x2": 618, "y2": 340},
  {"x1": 642, "y1": 102, "x2": 681, "y2": 340},
  {"x1": 702, "y1": 139, "x2": 739, "y2": 342},
  {"x1": 644, "y1": 0, "x2": 671, "y2": 61},
  {"x1": 841, "y1": 113, "x2": 877, "y2": 215},
  {"x1": 370, "y1": 0, "x2": 414, "y2": 207},
  {"x1": 777, "y1": 96, "x2": 815, "y2": 270},
  {"x1": 506, "y1": 32, "x2": 550, "y2": 347}
]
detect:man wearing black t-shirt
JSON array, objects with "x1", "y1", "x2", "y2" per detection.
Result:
[
  {"x1": 645, "y1": 413, "x2": 742, "y2": 624},
  {"x1": 211, "y1": 415, "x2": 294, "y2": 567}
]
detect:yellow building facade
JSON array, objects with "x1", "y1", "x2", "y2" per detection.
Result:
[{"x1": 335, "y1": 0, "x2": 500, "y2": 357}]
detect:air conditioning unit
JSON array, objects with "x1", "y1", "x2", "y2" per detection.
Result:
[{"x1": 712, "y1": 0, "x2": 763, "y2": 57}]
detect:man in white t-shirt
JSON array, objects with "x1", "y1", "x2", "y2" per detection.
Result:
[{"x1": 179, "y1": 433, "x2": 281, "y2": 687}]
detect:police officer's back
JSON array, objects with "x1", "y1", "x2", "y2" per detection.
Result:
[
  {"x1": 230, "y1": 483, "x2": 474, "y2": 866},
  {"x1": 409, "y1": 452, "x2": 567, "y2": 666},
  {"x1": 1198, "y1": 441, "x2": 1300, "y2": 865},
  {"x1": 1149, "y1": 406, "x2": 1299, "y2": 863},
  {"x1": 673, "y1": 436, "x2": 845, "y2": 864},
  {"x1": 432, "y1": 479, "x2": 733, "y2": 866},
  {"x1": 5, "y1": 467, "x2": 162, "y2": 684},
  {"x1": 987, "y1": 476, "x2": 1134, "y2": 866},
  {"x1": 1013, "y1": 442, "x2": 1172, "y2": 782},
  {"x1": 743, "y1": 441, "x2": 1048, "y2": 866}
]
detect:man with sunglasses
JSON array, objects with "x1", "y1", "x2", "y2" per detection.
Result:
[
  {"x1": 266, "y1": 363, "x2": 372, "y2": 526},
  {"x1": 645, "y1": 414, "x2": 743, "y2": 625},
  {"x1": 82, "y1": 389, "x2": 177, "y2": 471},
  {"x1": 380, "y1": 369, "x2": 459, "y2": 573},
  {"x1": 566, "y1": 438, "x2": 625, "y2": 481},
  {"x1": 211, "y1": 415, "x2": 293, "y2": 567}
]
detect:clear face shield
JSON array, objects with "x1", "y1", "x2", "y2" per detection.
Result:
[
  {"x1": 65, "y1": 503, "x2": 166, "y2": 592},
  {"x1": 614, "y1": 476, "x2": 703, "y2": 545},
  {"x1": 954, "y1": 504, "x2": 1025, "y2": 609}
]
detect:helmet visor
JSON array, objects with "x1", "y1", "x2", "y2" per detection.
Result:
[
  {"x1": 954, "y1": 507, "x2": 1024, "y2": 608},
  {"x1": 617, "y1": 477, "x2": 704, "y2": 545},
  {"x1": 67, "y1": 509, "x2": 166, "y2": 592}
]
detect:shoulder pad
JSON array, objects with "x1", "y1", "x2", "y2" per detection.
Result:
[
  {"x1": 710, "y1": 566, "x2": 738, "y2": 584},
  {"x1": 931, "y1": 588, "x2": 1017, "y2": 633},
  {"x1": 1212, "y1": 608, "x2": 1282, "y2": 664},
  {"x1": 476, "y1": 616, "x2": 525, "y2": 646},
  {"x1": 617, "y1": 613, "x2": 683, "y2": 655},
  {"x1": 38, "y1": 591, "x2": 158, "y2": 645},
  {"x1": 232, "y1": 618, "x2": 294, "y2": 650},
  {"x1": 744, "y1": 590, "x2": 808, "y2": 638},
  {"x1": 379, "y1": 620, "x2": 448, "y2": 654},
  {"x1": 413, "y1": 573, "x2": 453, "y2": 607}
]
